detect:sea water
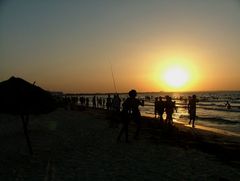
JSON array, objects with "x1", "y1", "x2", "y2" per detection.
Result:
[{"x1": 137, "y1": 91, "x2": 240, "y2": 136}]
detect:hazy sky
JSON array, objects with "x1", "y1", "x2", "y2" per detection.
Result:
[{"x1": 1, "y1": 0, "x2": 240, "y2": 93}]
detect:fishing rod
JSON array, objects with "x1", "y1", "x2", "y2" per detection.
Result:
[{"x1": 110, "y1": 61, "x2": 118, "y2": 93}]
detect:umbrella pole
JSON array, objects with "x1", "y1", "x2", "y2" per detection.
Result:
[{"x1": 21, "y1": 114, "x2": 33, "y2": 155}]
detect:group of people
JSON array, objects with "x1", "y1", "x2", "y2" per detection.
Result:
[
  {"x1": 92, "y1": 94, "x2": 122, "y2": 111},
  {"x1": 63, "y1": 94, "x2": 122, "y2": 110},
  {"x1": 117, "y1": 90, "x2": 199, "y2": 142},
  {"x1": 64, "y1": 90, "x2": 198, "y2": 142},
  {"x1": 154, "y1": 94, "x2": 198, "y2": 128},
  {"x1": 154, "y1": 96, "x2": 177, "y2": 125}
]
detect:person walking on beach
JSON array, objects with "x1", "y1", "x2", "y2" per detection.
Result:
[
  {"x1": 117, "y1": 89, "x2": 144, "y2": 142},
  {"x1": 188, "y1": 95, "x2": 198, "y2": 128}
]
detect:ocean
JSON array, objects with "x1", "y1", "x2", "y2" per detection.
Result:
[
  {"x1": 137, "y1": 91, "x2": 240, "y2": 136},
  {"x1": 74, "y1": 91, "x2": 240, "y2": 137}
]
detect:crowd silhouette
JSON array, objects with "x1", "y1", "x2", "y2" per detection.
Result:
[{"x1": 61, "y1": 91, "x2": 199, "y2": 142}]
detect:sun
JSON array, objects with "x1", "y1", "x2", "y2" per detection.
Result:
[
  {"x1": 152, "y1": 56, "x2": 198, "y2": 91},
  {"x1": 163, "y1": 66, "x2": 189, "y2": 88}
]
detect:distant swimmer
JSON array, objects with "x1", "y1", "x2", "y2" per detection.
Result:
[{"x1": 225, "y1": 101, "x2": 231, "y2": 109}]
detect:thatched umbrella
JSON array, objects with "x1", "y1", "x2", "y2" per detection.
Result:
[{"x1": 0, "y1": 76, "x2": 56, "y2": 154}]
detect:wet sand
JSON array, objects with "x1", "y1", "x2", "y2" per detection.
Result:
[{"x1": 0, "y1": 108, "x2": 239, "y2": 180}]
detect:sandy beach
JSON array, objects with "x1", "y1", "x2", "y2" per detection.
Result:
[{"x1": 0, "y1": 108, "x2": 239, "y2": 180}]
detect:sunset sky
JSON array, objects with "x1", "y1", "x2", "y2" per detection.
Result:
[{"x1": 1, "y1": 0, "x2": 240, "y2": 93}]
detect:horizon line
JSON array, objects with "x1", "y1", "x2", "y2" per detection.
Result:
[{"x1": 53, "y1": 90, "x2": 240, "y2": 96}]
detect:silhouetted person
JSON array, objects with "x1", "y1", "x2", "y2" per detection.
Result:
[
  {"x1": 86, "y1": 97, "x2": 89, "y2": 107},
  {"x1": 165, "y1": 96, "x2": 176, "y2": 125},
  {"x1": 117, "y1": 89, "x2": 144, "y2": 142},
  {"x1": 106, "y1": 94, "x2": 112, "y2": 110},
  {"x1": 92, "y1": 96, "x2": 96, "y2": 108},
  {"x1": 97, "y1": 97, "x2": 103, "y2": 108},
  {"x1": 188, "y1": 95, "x2": 198, "y2": 128},
  {"x1": 103, "y1": 98, "x2": 106, "y2": 109},
  {"x1": 154, "y1": 97, "x2": 159, "y2": 118},
  {"x1": 157, "y1": 96, "x2": 165, "y2": 122},
  {"x1": 185, "y1": 96, "x2": 192, "y2": 110},
  {"x1": 112, "y1": 94, "x2": 121, "y2": 112},
  {"x1": 109, "y1": 94, "x2": 121, "y2": 128},
  {"x1": 225, "y1": 101, "x2": 231, "y2": 109}
]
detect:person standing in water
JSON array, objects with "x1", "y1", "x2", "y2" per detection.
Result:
[
  {"x1": 157, "y1": 96, "x2": 165, "y2": 123},
  {"x1": 225, "y1": 101, "x2": 231, "y2": 109},
  {"x1": 117, "y1": 89, "x2": 144, "y2": 142},
  {"x1": 188, "y1": 95, "x2": 198, "y2": 128},
  {"x1": 154, "y1": 97, "x2": 159, "y2": 118},
  {"x1": 165, "y1": 96, "x2": 177, "y2": 125}
]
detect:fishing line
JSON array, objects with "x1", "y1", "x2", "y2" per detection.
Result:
[{"x1": 110, "y1": 62, "x2": 118, "y2": 93}]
